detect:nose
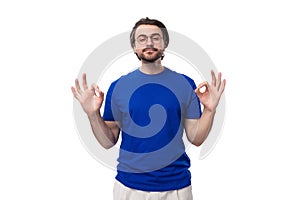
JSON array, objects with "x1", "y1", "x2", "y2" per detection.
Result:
[{"x1": 146, "y1": 36, "x2": 154, "y2": 45}]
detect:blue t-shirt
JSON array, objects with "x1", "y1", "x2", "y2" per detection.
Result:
[{"x1": 103, "y1": 67, "x2": 202, "y2": 191}]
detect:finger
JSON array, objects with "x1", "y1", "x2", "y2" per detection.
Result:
[
  {"x1": 216, "y1": 72, "x2": 222, "y2": 90},
  {"x1": 71, "y1": 86, "x2": 80, "y2": 100},
  {"x1": 195, "y1": 81, "x2": 208, "y2": 94},
  {"x1": 211, "y1": 70, "x2": 216, "y2": 86},
  {"x1": 91, "y1": 83, "x2": 100, "y2": 96},
  {"x1": 82, "y1": 73, "x2": 88, "y2": 90},
  {"x1": 99, "y1": 91, "x2": 104, "y2": 99},
  {"x1": 75, "y1": 78, "x2": 83, "y2": 95},
  {"x1": 218, "y1": 79, "x2": 226, "y2": 97},
  {"x1": 92, "y1": 83, "x2": 104, "y2": 98}
]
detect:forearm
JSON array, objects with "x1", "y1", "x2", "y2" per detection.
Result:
[
  {"x1": 188, "y1": 108, "x2": 216, "y2": 146},
  {"x1": 87, "y1": 112, "x2": 118, "y2": 149}
]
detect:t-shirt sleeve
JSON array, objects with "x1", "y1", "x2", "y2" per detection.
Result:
[
  {"x1": 102, "y1": 80, "x2": 121, "y2": 121},
  {"x1": 182, "y1": 75, "x2": 202, "y2": 119}
]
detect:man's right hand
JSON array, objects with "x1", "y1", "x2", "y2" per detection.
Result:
[{"x1": 71, "y1": 73, "x2": 104, "y2": 116}]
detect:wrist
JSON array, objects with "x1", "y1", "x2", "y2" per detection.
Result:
[
  {"x1": 203, "y1": 107, "x2": 216, "y2": 114},
  {"x1": 87, "y1": 111, "x2": 101, "y2": 120}
]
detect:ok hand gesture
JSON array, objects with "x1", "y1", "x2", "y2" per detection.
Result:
[
  {"x1": 195, "y1": 70, "x2": 226, "y2": 112},
  {"x1": 71, "y1": 73, "x2": 104, "y2": 116}
]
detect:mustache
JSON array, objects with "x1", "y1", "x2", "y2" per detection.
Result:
[{"x1": 142, "y1": 46, "x2": 158, "y2": 52}]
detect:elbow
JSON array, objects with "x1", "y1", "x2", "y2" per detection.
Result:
[
  {"x1": 192, "y1": 140, "x2": 204, "y2": 147},
  {"x1": 101, "y1": 141, "x2": 117, "y2": 149},
  {"x1": 189, "y1": 132, "x2": 209, "y2": 147},
  {"x1": 190, "y1": 136, "x2": 207, "y2": 147},
  {"x1": 102, "y1": 144, "x2": 114, "y2": 149},
  {"x1": 97, "y1": 139, "x2": 117, "y2": 149}
]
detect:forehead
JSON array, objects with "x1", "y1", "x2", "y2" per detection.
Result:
[{"x1": 135, "y1": 25, "x2": 163, "y2": 37}]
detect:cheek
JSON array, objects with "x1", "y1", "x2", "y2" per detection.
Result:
[
  {"x1": 158, "y1": 42, "x2": 165, "y2": 49},
  {"x1": 133, "y1": 45, "x2": 143, "y2": 52},
  {"x1": 134, "y1": 48, "x2": 142, "y2": 54}
]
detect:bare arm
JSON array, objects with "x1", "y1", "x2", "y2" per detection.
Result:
[
  {"x1": 185, "y1": 70, "x2": 226, "y2": 146},
  {"x1": 71, "y1": 73, "x2": 120, "y2": 149},
  {"x1": 184, "y1": 109, "x2": 215, "y2": 146},
  {"x1": 87, "y1": 112, "x2": 120, "y2": 149}
]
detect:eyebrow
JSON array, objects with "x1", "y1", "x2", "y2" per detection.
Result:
[{"x1": 137, "y1": 33, "x2": 161, "y2": 38}]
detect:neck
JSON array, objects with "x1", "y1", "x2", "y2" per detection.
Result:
[{"x1": 140, "y1": 60, "x2": 164, "y2": 75}]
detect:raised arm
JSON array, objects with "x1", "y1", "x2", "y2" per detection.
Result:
[
  {"x1": 71, "y1": 73, "x2": 120, "y2": 149},
  {"x1": 185, "y1": 70, "x2": 226, "y2": 146}
]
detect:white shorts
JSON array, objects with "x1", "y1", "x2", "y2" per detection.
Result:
[{"x1": 113, "y1": 180, "x2": 193, "y2": 200}]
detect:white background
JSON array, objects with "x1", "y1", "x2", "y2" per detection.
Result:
[{"x1": 1, "y1": 0, "x2": 299, "y2": 199}]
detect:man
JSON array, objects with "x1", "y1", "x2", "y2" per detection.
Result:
[{"x1": 71, "y1": 17, "x2": 226, "y2": 200}]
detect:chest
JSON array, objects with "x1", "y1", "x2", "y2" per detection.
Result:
[{"x1": 115, "y1": 83, "x2": 183, "y2": 125}]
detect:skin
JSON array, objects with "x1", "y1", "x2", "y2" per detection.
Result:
[{"x1": 71, "y1": 25, "x2": 226, "y2": 148}]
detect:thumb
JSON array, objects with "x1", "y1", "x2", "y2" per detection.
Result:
[{"x1": 195, "y1": 81, "x2": 208, "y2": 94}]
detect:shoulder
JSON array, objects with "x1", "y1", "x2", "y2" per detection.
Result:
[
  {"x1": 180, "y1": 74, "x2": 195, "y2": 84},
  {"x1": 108, "y1": 69, "x2": 139, "y2": 88},
  {"x1": 165, "y1": 67, "x2": 197, "y2": 88}
]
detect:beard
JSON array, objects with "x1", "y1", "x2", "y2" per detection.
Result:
[{"x1": 136, "y1": 47, "x2": 164, "y2": 63}]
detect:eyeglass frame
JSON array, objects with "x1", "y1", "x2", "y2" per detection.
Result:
[{"x1": 135, "y1": 33, "x2": 163, "y2": 45}]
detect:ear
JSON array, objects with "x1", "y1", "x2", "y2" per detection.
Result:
[{"x1": 161, "y1": 51, "x2": 165, "y2": 60}]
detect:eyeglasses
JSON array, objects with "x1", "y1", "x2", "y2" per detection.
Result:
[{"x1": 136, "y1": 34, "x2": 162, "y2": 45}]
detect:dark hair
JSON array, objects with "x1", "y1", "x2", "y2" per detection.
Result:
[{"x1": 130, "y1": 17, "x2": 169, "y2": 48}]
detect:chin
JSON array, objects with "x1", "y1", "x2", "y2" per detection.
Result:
[{"x1": 141, "y1": 56, "x2": 160, "y2": 63}]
